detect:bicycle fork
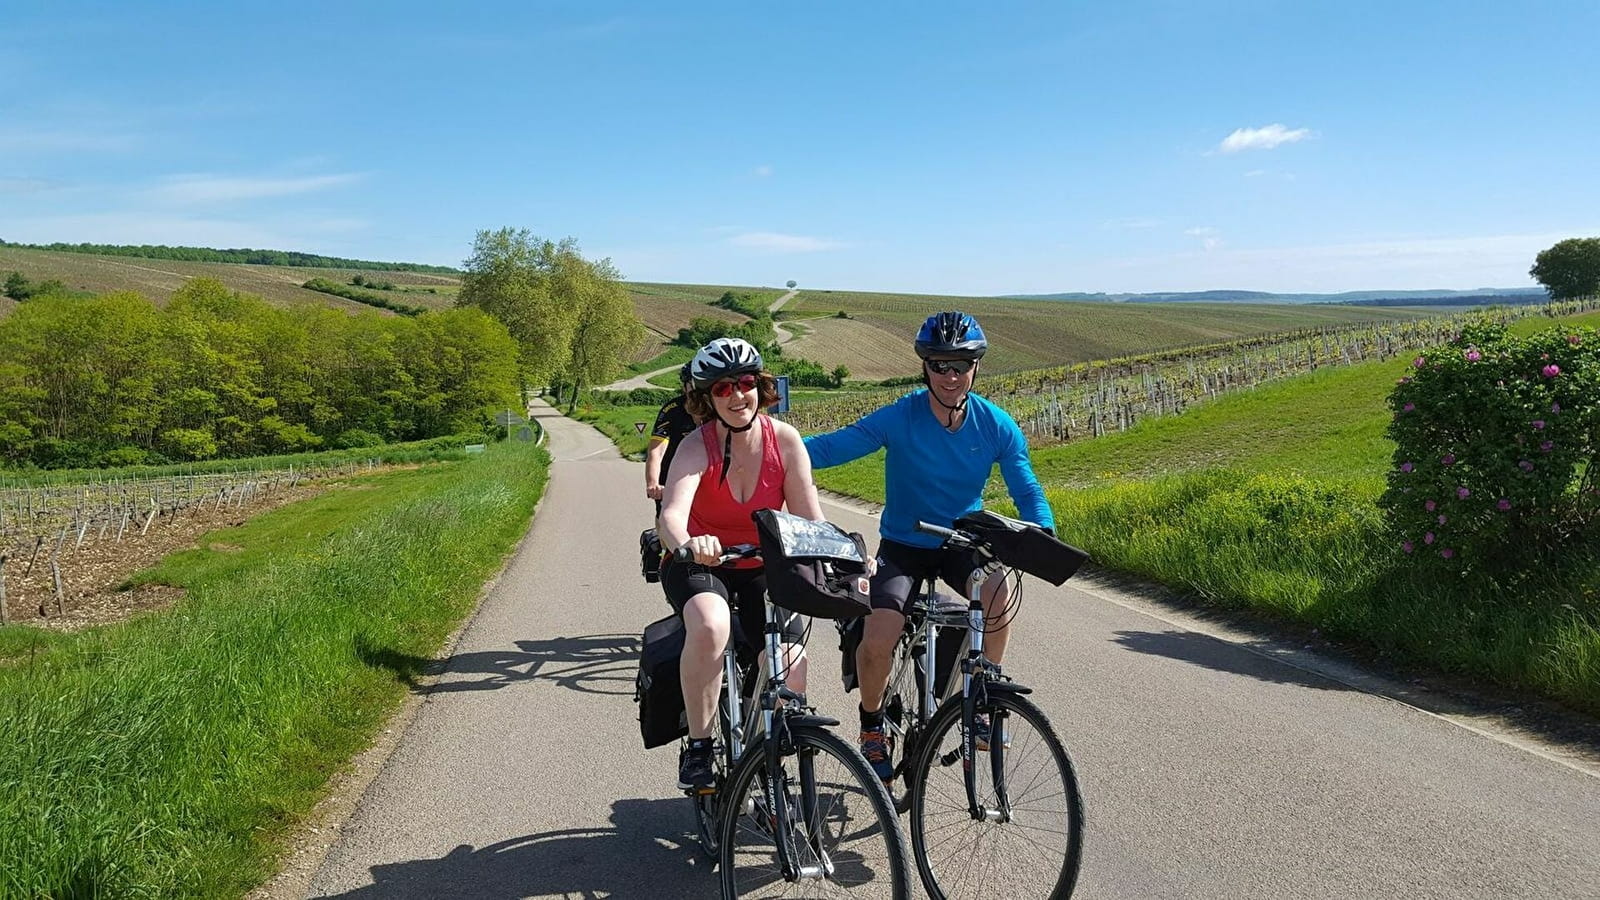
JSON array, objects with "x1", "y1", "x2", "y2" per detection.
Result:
[{"x1": 958, "y1": 557, "x2": 1016, "y2": 825}]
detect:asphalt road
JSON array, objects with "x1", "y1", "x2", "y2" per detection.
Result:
[{"x1": 306, "y1": 399, "x2": 1600, "y2": 899}]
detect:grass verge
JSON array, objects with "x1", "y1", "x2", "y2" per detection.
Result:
[
  {"x1": 0, "y1": 440, "x2": 550, "y2": 898},
  {"x1": 570, "y1": 402, "x2": 662, "y2": 458}
]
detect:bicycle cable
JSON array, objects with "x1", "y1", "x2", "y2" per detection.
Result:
[{"x1": 977, "y1": 566, "x2": 1025, "y2": 635}]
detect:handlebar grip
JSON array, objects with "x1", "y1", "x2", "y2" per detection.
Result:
[
  {"x1": 671, "y1": 545, "x2": 696, "y2": 564},
  {"x1": 915, "y1": 520, "x2": 957, "y2": 540}
]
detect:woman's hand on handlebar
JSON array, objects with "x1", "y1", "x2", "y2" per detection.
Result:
[{"x1": 682, "y1": 534, "x2": 725, "y2": 566}]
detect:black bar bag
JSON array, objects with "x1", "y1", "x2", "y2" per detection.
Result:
[
  {"x1": 634, "y1": 613, "x2": 688, "y2": 749},
  {"x1": 752, "y1": 508, "x2": 872, "y2": 621}
]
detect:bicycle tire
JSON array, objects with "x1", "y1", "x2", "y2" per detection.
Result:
[
  {"x1": 907, "y1": 692, "x2": 1084, "y2": 900},
  {"x1": 720, "y1": 725, "x2": 912, "y2": 899}
]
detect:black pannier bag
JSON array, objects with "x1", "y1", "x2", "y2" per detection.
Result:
[
  {"x1": 635, "y1": 613, "x2": 688, "y2": 749},
  {"x1": 953, "y1": 510, "x2": 1090, "y2": 586},
  {"x1": 639, "y1": 528, "x2": 664, "y2": 583},
  {"x1": 752, "y1": 509, "x2": 872, "y2": 620}
]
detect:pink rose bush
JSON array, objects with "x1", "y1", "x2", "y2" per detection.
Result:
[{"x1": 1381, "y1": 321, "x2": 1599, "y2": 573}]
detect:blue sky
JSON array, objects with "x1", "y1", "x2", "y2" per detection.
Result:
[{"x1": 2, "y1": 1, "x2": 1597, "y2": 295}]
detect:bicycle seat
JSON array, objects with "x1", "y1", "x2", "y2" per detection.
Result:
[{"x1": 907, "y1": 591, "x2": 970, "y2": 627}]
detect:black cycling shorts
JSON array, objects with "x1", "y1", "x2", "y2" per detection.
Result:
[
  {"x1": 661, "y1": 561, "x2": 809, "y2": 656},
  {"x1": 870, "y1": 538, "x2": 984, "y2": 614}
]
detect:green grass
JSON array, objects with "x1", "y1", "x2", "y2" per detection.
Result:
[
  {"x1": 0, "y1": 441, "x2": 550, "y2": 898},
  {"x1": 626, "y1": 345, "x2": 693, "y2": 375},
  {"x1": 570, "y1": 403, "x2": 662, "y2": 458}
]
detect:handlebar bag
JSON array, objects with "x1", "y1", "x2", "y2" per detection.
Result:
[
  {"x1": 635, "y1": 613, "x2": 689, "y2": 749},
  {"x1": 752, "y1": 508, "x2": 872, "y2": 620},
  {"x1": 954, "y1": 510, "x2": 1091, "y2": 586}
]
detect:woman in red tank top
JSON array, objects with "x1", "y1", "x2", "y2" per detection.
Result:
[{"x1": 657, "y1": 338, "x2": 826, "y2": 791}]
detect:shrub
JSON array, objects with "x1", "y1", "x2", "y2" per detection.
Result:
[
  {"x1": 1380, "y1": 320, "x2": 1600, "y2": 576},
  {"x1": 333, "y1": 428, "x2": 384, "y2": 450}
]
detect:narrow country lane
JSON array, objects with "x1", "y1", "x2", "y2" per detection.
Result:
[{"x1": 306, "y1": 398, "x2": 1600, "y2": 899}]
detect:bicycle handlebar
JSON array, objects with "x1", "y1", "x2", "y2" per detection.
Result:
[{"x1": 671, "y1": 542, "x2": 760, "y2": 566}]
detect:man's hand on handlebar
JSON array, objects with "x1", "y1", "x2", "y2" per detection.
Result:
[{"x1": 646, "y1": 483, "x2": 664, "y2": 501}]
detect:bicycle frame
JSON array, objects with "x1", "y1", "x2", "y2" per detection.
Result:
[{"x1": 902, "y1": 549, "x2": 1022, "y2": 825}]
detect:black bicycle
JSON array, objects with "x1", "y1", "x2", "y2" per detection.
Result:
[
  {"x1": 670, "y1": 544, "x2": 912, "y2": 899},
  {"x1": 872, "y1": 510, "x2": 1089, "y2": 900}
]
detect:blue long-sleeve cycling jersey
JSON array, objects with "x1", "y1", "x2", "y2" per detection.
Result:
[{"x1": 804, "y1": 389, "x2": 1054, "y2": 549}]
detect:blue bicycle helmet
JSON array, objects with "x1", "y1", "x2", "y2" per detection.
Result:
[{"x1": 914, "y1": 311, "x2": 988, "y2": 359}]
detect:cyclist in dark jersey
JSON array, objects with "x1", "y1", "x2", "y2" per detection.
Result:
[
  {"x1": 805, "y1": 311, "x2": 1054, "y2": 783},
  {"x1": 645, "y1": 364, "x2": 699, "y2": 515},
  {"x1": 657, "y1": 338, "x2": 827, "y2": 791}
]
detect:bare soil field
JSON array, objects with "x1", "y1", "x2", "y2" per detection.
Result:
[
  {"x1": 0, "y1": 247, "x2": 458, "y2": 313},
  {"x1": 0, "y1": 481, "x2": 325, "y2": 631}
]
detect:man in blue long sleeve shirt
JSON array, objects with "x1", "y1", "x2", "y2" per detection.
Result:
[{"x1": 804, "y1": 312, "x2": 1054, "y2": 782}]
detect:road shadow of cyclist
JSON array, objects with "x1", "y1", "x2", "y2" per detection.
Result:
[
  {"x1": 412, "y1": 633, "x2": 642, "y2": 697},
  {"x1": 310, "y1": 796, "x2": 711, "y2": 899},
  {"x1": 1112, "y1": 629, "x2": 1355, "y2": 692}
]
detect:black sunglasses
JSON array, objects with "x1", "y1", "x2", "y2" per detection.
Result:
[{"x1": 925, "y1": 358, "x2": 976, "y2": 375}]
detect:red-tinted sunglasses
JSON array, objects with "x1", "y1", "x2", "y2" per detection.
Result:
[
  {"x1": 925, "y1": 358, "x2": 976, "y2": 375},
  {"x1": 710, "y1": 373, "x2": 759, "y2": 398}
]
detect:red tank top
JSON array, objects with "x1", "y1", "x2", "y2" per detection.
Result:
[{"x1": 688, "y1": 415, "x2": 787, "y2": 567}]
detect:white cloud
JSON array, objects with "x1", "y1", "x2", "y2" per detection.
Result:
[
  {"x1": 727, "y1": 231, "x2": 845, "y2": 253},
  {"x1": 1244, "y1": 169, "x2": 1268, "y2": 177},
  {"x1": 143, "y1": 172, "x2": 363, "y2": 205},
  {"x1": 753, "y1": 165, "x2": 773, "y2": 178},
  {"x1": 1217, "y1": 123, "x2": 1312, "y2": 153},
  {"x1": 1185, "y1": 226, "x2": 1222, "y2": 251},
  {"x1": 1100, "y1": 216, "x2": 1162, "y2": 230},
  {"x1": 0, "y1": 128, "x2": 139, "y2": 153},
  {"x1": 0, "y1": 177, "x2": 54, "y2": 194}
]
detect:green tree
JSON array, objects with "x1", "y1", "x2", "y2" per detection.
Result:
[
  {"x1": 831, "y1": 364, "x2": 850, "y2": 388},
  {"x1": 3, "y1": 272, "x2": 28, "y2": 300},
  {"x1": 455, "y1": 228, "x2": 578, "y2": 387},
  {"x1": 1530, "y1": 237, "x2": 1600, "y2": 300},
  {"x1": 558, "y1": 254, "x2": 647, "y2": 412},
  {"x1": 786, "y1": 280, "x2": 797, "y2": 289}
]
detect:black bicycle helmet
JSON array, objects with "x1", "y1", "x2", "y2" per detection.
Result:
[
  {"x1": 914, "y1": 311, "x2": 988, "y2": 359},
  {"x1": 689, "y1": 337, "x2": 763, "y2": 390}
]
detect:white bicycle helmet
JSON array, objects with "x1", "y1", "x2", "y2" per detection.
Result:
[{"x1": 690, "y1": 337, "x2": 763, "y2": 390}]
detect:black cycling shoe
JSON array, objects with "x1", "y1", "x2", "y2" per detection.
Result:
[{"x1": 678, "y1": 743, "x2": 715, "y2": 792}]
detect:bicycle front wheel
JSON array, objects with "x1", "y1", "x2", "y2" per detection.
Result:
[
  {"x1": 720, "y1": 725, "x2": 911, "y2": 899},
  {"x1": 908, "y1": 692, "x2": 1084, "y2": 900}
]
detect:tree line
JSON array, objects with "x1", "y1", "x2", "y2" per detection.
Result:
[
  {"x1": 0, "y1": 279, "x2": 519, "y2": 468},
  {"x1": 302, "y1": 277, "x2": 429, "y2": 316},
  {"x1": 0, "y1": 239, "x2": 460, "y2": 274}
]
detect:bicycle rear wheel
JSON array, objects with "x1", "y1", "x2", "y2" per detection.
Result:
[
  {"x1": 908, "y1": 692, "x2": 1084, "y2": 900},
  {"x1": 720, "y1": 725, "x2": 911, "y2": 898}
]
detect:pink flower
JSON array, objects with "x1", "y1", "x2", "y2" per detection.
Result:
[
  {"x1": 1520, "y1": 459, "x2": 1535, "y2": 472},
  {"x1": 1457, "y1": 487, "x2": 1470, "y2": 499},
  {"x1": 1413, "y1": 356, "x2": 1426, "y2": 368},
  {"x1": 1541, "y1": 441, "x2": 1553, "y2": 452},
  {"x1": 1400, "y1": 462, "x2": 1414, "y2": 473},
  {"x1": 1398, "y1": 376, "x2": 1412, "y2": 385},
  {"x1": 1569, "y1": 334, "x2": 1582, "y2": 346},
  {"x1": 1425, "y1": 500, "x2": 1437, "y2": 511},
  {"x1": 1464, "y1": 348, "x2": 1482, "y2": 362},
  {"x1": 1403, "y1": 403, "x2": 1415, "y2": 412},
  {"x1": 1497, "y1": 498, "x2": 1511, "y2": 511},
  {"x1": 1442, "y1": 453, "x2": 1456, "y2": 466},
  {"x1": 1441, "y1": 548, "x2": 1455, "y2": 559},
  {"x1": 1424, "y1": 532, "x2": 1435, "y2": 545},
  {"x1": 1552, "y1": 402, "x2": 1562, "y2": 414},
  {"x1": 1543, "y1": 364, "x2": 1561, "y2": 378},
  {"x1": 1437, "y1": 514, "x2": 1447, "y2": 524},
  {"x1": 1402, "y1": 541, "x2": 1414, "y2": 553}
]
